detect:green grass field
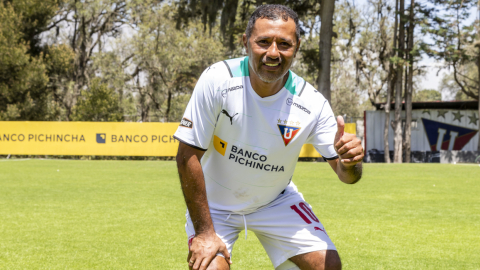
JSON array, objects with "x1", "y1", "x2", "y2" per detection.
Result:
[{"x1": 0, "y1": 160, "x2": 479, "y2": 269}]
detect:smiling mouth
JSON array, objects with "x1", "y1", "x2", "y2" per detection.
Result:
[{"x1": 264, "y1": 63, "x2": 280, "y2": 67}]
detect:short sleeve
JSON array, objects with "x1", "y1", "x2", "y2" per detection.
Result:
[
  {"x1": 305, "y1": 100, "x2": 338, "y2": 159},
  {"x1": 173, "y1": 68, "x2": 222, "y2": 151}
]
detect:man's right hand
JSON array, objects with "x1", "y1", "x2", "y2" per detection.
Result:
[
  {"x1": 187, "y1": 232, "x2": 232, "y2": 270},
  {"x1": 177, "y1": 142, "x2": 231, "y2": 269}
]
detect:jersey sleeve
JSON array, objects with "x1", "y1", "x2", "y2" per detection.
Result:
[
  {"x1": 306, "y1": 100, "x2": 338, "y2": 160},
  {"x1": 173, "y1": 67, "x2": 222, "y2": 151}
]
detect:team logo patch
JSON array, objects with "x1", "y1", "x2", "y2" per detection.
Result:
[
  {"x1": 421, "y1": 118, "x2": 478, "y2": 151},
  {"x1": 213, "y1": 135, "x2": 228, "y2": 156},
  {"x1": 179, "y1": 117, "x2": 193, "y2": 129},
  {"x1": 277, "y1": 124, "x2": 301, "y2": 146}
]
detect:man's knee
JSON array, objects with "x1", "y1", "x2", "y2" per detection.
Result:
[
  {"x1": 289, "y1": 249, "x2": 341, "y2": 270},
  {"x1": 325, "y1": 250, "x2": 341, "y2": 270},
  {"x1": 202, "y1": 256, "x2": 230, "y2": 270}
]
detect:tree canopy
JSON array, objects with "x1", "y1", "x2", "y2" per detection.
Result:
[{"x1": 0, "y1": 0, "x2": 478, "y2": 127}]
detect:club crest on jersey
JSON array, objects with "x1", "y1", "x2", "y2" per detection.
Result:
[
  {"x1": 421, "y1": 118, "x2": 478, "y2": 151},
  {"x1": 277, "y1": 124, "x2": 301, "y2": 146}
]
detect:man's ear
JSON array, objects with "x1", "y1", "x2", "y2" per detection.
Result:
[
  {"x1": 295, "y1": 38, "x2": 301, "y2": 58},
  {"x1": 242, "y1": 34, "x2": 249, "y2": 53}
]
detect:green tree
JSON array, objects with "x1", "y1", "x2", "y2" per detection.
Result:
[
  {"x1": 125, "y1": 3, "x2": 225, "y2": 122},
  {"x1": 439, "y1": 70, "x2": 476, "y2": 101},
  {"x1": 422, "y1": 0, "x2": 479, "y2": 149},
  {"x1": 41, "y1": 0, "x2": 133, "y2": 120},
  {"x1": 0, "y1": 2, "x2": 49, "y2": 120},
  {"x1": 329, "y1": 0, "x2": 367, "y2": 118},
  {"x1": 44, "y1": 43, "x2": 76, "y2": 120},
  {"x1": 72, "y1": 78, "x2": 123, "y2": 121},
  {"x1": 413, "y1": 89, "x2": 441, "y2": 101},
  {"x1": 4, "y1": 0, "x2": 59, "y2": 56},
  {"x1": 175, "y1": 0, "x2": 340, "y2": 102}
]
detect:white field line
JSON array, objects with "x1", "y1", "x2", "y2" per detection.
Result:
[{"x1": 0, "y1": 158, "x2": 31, "y2": 162}]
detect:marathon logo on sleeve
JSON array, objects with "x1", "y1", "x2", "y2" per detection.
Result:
[{"x1": 180, "y1": 117, "x2": 193, "y2": 129}]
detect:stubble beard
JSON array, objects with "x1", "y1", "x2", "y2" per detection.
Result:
[{"x1": 249, "y1": 60, "x2": 289, "y2": 84}]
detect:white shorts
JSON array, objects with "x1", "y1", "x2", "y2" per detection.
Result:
[{"x1": 185, "y1": 186, "x2": 336, "y2": 270}]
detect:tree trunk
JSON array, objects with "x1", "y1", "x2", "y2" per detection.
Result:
[
  {"x1": 166, "y1": 89, "x2": 172, "y2": 122},
  {"x1": 384, "y1": 0, "x2": 400, "y2": 164},
  {"x1": 393, "y1": 0, "x2": 405, "y2": 163},
  {"x1": 477, "y1": 49, "x2": 480, "y2": 151},
  {"x1": 384, "y1": 83, "x2": 392, "y2": 163},
  {"x1": 405, "y1": 0, "x2": 414, "y2": 163},
  {"x1": 317, "y1": 0, "x2": 336, "y2": 103},
  {"x1": 478, "y1": 8, "x2": 480, "y2": 151}
]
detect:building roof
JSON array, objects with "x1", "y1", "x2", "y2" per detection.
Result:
[{"x1": 374, "y1": 100, "x2": 478, "y2": 110}]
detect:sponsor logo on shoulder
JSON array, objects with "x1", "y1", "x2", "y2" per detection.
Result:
[
  {"x1": 221, "y1": 85, "x2": 243, "y2": 97},
  {"x1": 286, "y1": 98, "x2": 311, "y2": 114},
  {"x1": 180, "y1": 117, "x2": 193, "y2": 129}
]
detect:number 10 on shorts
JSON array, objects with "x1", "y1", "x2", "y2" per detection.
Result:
[{"x1": 290, "y1": 203, "x2": 319, "y2": 224}]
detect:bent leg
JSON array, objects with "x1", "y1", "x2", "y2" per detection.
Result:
[
  {"x1": 247, "y1": 189, "x2": 339, "y2": 269},
  {"x1": 289, "y1": 250, "x2": 341, "y2": 270},
  {"x1": 185, "y1": 210, "x2": 241, "y2": 270},
  {"x1": 188, "y1": 252, "x2": 230, "y2": 270}
]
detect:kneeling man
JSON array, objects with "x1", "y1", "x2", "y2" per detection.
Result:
[{"x1": 174, "y1": 4, "x2": 364, "y2": 270}]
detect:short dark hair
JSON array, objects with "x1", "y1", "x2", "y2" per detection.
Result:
[{"x1": 245, "y1": 4, "x2": 301, "y2": 42}]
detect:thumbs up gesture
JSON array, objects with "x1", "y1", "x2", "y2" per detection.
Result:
[{"x1": 334, "y1": 116, "x2": 364, "y2": 167}]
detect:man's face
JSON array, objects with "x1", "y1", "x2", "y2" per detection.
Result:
[{"x1": 243, "y1": 17, "x2": 300, "y2": 84}]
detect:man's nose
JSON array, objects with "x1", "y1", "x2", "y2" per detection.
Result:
[{"x1": 266, "y1": 41, "x2": 280, "y2": 59}]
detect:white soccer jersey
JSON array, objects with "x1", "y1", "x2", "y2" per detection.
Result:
[{"x1": 174, "y1": 56, "x2": 338, "y2": 214}]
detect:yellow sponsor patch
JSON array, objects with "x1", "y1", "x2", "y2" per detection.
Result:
[{"x1": 213, "y1": 135, "x2": 228, "y2": 156}]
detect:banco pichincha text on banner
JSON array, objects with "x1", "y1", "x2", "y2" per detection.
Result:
[{"x1": 0, "y1": 121, "x2": 356, "y2": 157}]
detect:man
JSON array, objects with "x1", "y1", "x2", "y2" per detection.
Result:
[{"x1": 174, "y1": 4, "x2": 364, "y2": 270}]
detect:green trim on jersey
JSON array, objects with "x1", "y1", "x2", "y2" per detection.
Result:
[
  {"x1": 223, "y1": 56, "x2": 306, "y2": 96},
  {"x1": 284, "y1": 70, "x2": 306, "y2": 96},
  {"x1": 224, "y1": 57, "x2": 250, "y2": 77}
]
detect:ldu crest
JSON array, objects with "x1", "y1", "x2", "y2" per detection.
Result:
[
  {"x1": 421, "y1": 118, "x2": 478, "y2": 151},
  {"x1": 277, "y1": 124, "x2": 301, "y2": 146}
]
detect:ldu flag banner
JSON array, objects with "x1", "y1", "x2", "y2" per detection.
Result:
[{"x1": 0, "y1": 121, "x2": 356, "y2": 157}]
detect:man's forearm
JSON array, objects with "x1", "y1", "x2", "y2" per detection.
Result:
[
  {"x1": 336, "y1": 161, "x2": 362, "y2": 184},
  {"x1": 177, "y1": 153, "x2": 215, "y2": 235}
]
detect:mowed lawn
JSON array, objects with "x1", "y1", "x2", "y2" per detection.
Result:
[{"x1": 0, "y1": 160, "x2": 479, "y2": 269}]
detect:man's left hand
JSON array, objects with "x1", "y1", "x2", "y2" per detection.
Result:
[{"x1": 333, "y1": 116, "x2": 364, "y2": 166}]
